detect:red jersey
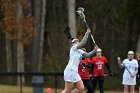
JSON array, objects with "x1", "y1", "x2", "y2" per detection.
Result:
[
  {"x1": 91, "y1": 56, "x2": 108, "y2": 76},
  {"x1": 137, "y1": 55, "x2": 140, "y2": 60},
  {"x1": 78, "y1": 58, "x2": 91, "y2": 79}
]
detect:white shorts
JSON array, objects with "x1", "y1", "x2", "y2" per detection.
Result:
[
  {"x1": 122, "y1": 77, "x2": 136, "y2": 85},
  {"x1": 64, "y1": 68, "x2": 81, "y2": 83}
]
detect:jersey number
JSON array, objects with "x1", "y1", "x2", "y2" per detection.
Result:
[
  {"x1": 97, "y1": 64, "x2": 102, "y2": 70},
  {"x1": 82, "y1": 66, "x2": 85, "y2": 72}
]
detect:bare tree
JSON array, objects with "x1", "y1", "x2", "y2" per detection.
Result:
[
  {"x1": 38, "y1": 0, "x2": 46, "y2": 71},
  {"x1": 31, "y1": 0, "x2": 42, "y2": 72},
  {"x1": 5, "y1": 32, "x2": 12, "y2": 72},
  {"x1": 68, "y1": 0, "x2": 77, "y2": 38},
  {"x1": 16, "y1": 0, "x2": 24, "y2": 85}
]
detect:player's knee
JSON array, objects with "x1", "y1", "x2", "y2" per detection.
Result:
[
  {"x1": 124, "y1": 86, "x2": 128, "y2": 90},
  {"x1": 130, "y1": 87, "x2": 134, "y2": 91},
  {"x1": 124, "y1": 88, "x2": 128, "y2": 91},
  {"x1": 78, "y1": 86, "x2": 85, "y2": 92},
  {"x1": 67, "y1": 88, "x2": 72, "y2": 92}
]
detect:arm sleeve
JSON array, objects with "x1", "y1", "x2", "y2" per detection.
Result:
[
  {"x1": 134, "y1": 60, "x2": 139, "y2": 76},
  {"x1": 136, "y1": 60, "x2": 139, "y2": 67},
  {"x1": 104, "y1": 57, "x2": 108, "y2": 64},
  {"x1": 82, "y1": 50, "x2": 95, "y2": 57},
  {"x1": 134, "y1": 67, "x2": 138, "y2": 76},
  {"x1": 118, "y1": 60, "x2": 124, "y2": 69},
  {"x1": 82, "y1": 62, "x2": 93, "y2": 68},
  {"x1": 138, "y1": 61, "x2": 140, "y2": 75},
  {"x1": 89, "y1": 63, "x2": 94, "y2": 75},
  {"x1": 89, "y1": 58, "x2": 94, "y2": 75},
  {"x1": 76, "y1": 32, "x2": 90, "y2": 49},
  {"x1": 105, "y1": 63, "x2": 112, "y2": 73}
]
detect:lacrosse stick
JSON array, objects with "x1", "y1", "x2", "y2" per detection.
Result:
[
  {"x1": 76, "y1": 7, "x2": 97, "y2": 46},
  {"x1": 122, "y1": 63, "x2": 134, "y2": 78},
  {"x1": 64, "y1": 27, "x2": 74, "y2": 40},
  {"x1": 90, "y1": 73, "x2": 115, "y2": 80}
]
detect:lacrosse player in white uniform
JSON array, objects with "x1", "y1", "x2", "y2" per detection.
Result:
[
  {"x1": 61, "y1": 28, "x2": 98, "y2": 93},
  {"x1": 117, "y1": 51, "x2": 138, "y2": 93}
]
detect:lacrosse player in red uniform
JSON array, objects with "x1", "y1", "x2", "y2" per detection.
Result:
[
  {"x1": 78, "y1": 48, "x2": 93, "y2": 93},
  {"x1": 91, "y1": 48, "x2": 112, "y2": 93},
  {"x1": 137, "y1": 55, "x2": 140, "y2": 77}
]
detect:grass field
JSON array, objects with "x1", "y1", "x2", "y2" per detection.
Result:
[
  {"x1": 0, "y1": 84, "x2": 122, "y2": 93},
  {"x1": 0, "y1": 84, "x2": 138, "y2": 93}
]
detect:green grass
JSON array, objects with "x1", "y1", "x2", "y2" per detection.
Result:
[
  {"x1": 0, "y1": 84, "x2": 31, "y2": 93},
  {"x1": 0, "y1": 84, "x2": 138, "y2": 93}
]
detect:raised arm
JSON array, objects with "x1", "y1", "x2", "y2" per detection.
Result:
[
  {"x1": 117, "y1": 57, "x2": 124, "y2": 69},
  {"x1": 76, "y1": 29, "x2": 91, "y2": 49},
  {"x1": 82, "y1": 46, "x2": 98, "y2": 57}
]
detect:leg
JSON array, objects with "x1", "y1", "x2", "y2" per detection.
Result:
[
  {"x1": 61, "y1": 81, "x2": 74, "y2": 93},
  {"x1": 124, "y1": 85, "x2": 129, "y2": 93},
  {"x1": 98, "y1": 77, "x2": 104, "y2": 93},
  {"x1": 130, "y1": 85, "x2": 135, "y2": 93},
  {"x1": 139, "y1": 86, "x2": 140, "y2": 93},
  {"x1": 83, "y1": 79, "x2": 93, "y2": 93},
  {"x1": 92, "y1": 78, "x2": 98, "y2": 93},
  {"x1": 71, "y1": 80, "x2": 85, "y2": 93}
]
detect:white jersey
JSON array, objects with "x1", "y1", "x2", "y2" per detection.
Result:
[
  {"x1": 122, "y1": 59, "x2": 138, "y2": 78},
  {"x1": 66, "y1": 44, "x2": 85, "y2": 72}
]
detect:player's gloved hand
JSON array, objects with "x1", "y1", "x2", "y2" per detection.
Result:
[
  {"x1": 90, "y1": 75, "x2": 95, "y2": 80},
  {"x1": 131, "y1": 75, "x2": 134, "y2": 78},
  {"x1": 131, "y1": 73, "x2": 137, "y2": 78},
  {"x1": 94, "y1": 46, "x2": 98, "y2": 51},
  {"x1": 117, "y1": 57, "x2": 121, "y2": 62},
  {"x1": 85, "y1": 28, "x2": 91, "y2": 35},
  {"x1": 109, "y1": 73, "x2": 113, "y2": 76}
]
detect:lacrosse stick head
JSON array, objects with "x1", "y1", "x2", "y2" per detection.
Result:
[
  {"x1": 64, "y1": 27, "x2": 73, "y2": 40},
  {"x1": 76, "y1": 7, "x2": 84, "y2": 15},
  {"x1": 76, "y1": 7, "x2": 86, "y2": 21}
]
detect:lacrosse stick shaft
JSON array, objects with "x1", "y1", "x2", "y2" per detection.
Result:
[
  {"x1": 83, "y1": 21, "x2": 97, "y2": 46},
  {"x1": 84, "y1": 20, "x2": 89, "y2": 28},
  {"x1": 122, "y1": 63, "x2": 134, "y2": 78},
  {"x1": 90, "y1": 33, "x2": 97, "y2": 46}
]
